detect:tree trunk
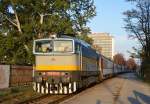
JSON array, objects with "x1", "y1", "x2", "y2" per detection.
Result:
[
  {"x1": 15, "y1": 13, "x2": 22, "y2": 33},
  {"x1": 10, "y1": 0, "x2": 22, "y2": 34},
  {"x1": 40, "y1": 14, "x2": 44, "y2": 25}
]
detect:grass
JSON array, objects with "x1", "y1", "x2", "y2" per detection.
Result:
[
  {"x1": 0, "y1": 85, "x2": 43, "y2": 104},
  {"x1": 0, "y1": 89, "x2": 11, "y2": 97}
]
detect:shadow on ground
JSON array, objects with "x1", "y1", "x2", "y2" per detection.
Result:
[
  {"x1": 117, "y1": 73, "x2": 138, "y2": 81},
  {"x1": 96, "y1": 99, "x2": 101, "y2": 104},
  {"x1": 128, "y1": 90, "x2": 150, "y2": 104}
]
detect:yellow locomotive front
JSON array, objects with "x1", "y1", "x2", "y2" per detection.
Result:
[{"x1": 33, "y1": 38, "x2": 80, "y2": 94}]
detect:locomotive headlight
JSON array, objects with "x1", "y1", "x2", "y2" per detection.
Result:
[
  {"x1": 62, "y1": 72, "x2": 70, "y2": 83},
  {"x1": 34, "y1": 72, "x2": 48, "y2": 82},
  {"x1": 62, "y1": 72, "x2": 70, "y2": 78},
  {"x1": 64, "y1": 72, "x2": 69, "y2": 77},
  {"x1": 42, "y1": 75, "x2": 48, "y2": 81},
  {"x1": 41, "y1": 72, "x2": 48, "y2": 81}
]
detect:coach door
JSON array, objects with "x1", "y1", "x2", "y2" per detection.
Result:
[{"x1": 99, "y1": 57, "x2": 103, "y2": 81}]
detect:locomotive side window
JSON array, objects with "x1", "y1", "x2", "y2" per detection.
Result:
[{"x1": 75, "y1": 43, "x2": 80, "y2": 53}]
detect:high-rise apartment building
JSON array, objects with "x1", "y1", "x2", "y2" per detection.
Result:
[{"x1": 88, "y1": 33, "x2": 114, "y2": 59}]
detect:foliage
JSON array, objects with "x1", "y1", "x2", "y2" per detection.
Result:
[
  {"x1": 126, "y1": 58, "x2": 137, "y2": 70},
  {"x1": 113, "y1": 53, "x2": 126, "y2": 65},
  {"x1": 0, "y1": 0, "x2": 96, "y2": 65},
  {"x1": 127, "y1": 46, "x2": 146, "y2": 60},
  {"x1": 76, "y1": 27, "x2": 93, "y2": 44},
  {"x1": 77, "y1": 34, "x2": 93, "y2": 45},
  {"x1": 0, "y1": 33, "x2": 34, "y2": 65}
]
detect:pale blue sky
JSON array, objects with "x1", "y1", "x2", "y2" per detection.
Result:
[{"x1": 88, "y1": 0, "x2": 139, "y2": 59}]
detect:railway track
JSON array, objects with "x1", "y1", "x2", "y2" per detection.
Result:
[
  {"x1": 19, "y1": 83, "x2": 95, "y2": 104},
  {"x1": 19, "y1": 74, "x2": 127, "y2": 104},
  {"x1": 19, "y1": 93, "x2": 75, "y2": 104}
]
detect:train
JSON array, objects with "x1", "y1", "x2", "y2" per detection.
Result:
[{"x1": 33, "y1": 36, "x2": 126, "y2": 94}]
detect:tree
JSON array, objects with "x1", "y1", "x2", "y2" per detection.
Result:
[
  {"x1": 0, "y1": 0, "x2": 96, "y2": 64},
  {"x1": 123, "y1": 0, "x2": 150, "y2": 58},
  {"x1": 113, "y1": 53, "x2": 126, "y2": 65},
  {"x1": 77, "y1": 34, "x2": 93, "y2": 45},
  {"x1": 76, "y1": 27, "x2": 93, "y2": 44},
  {"x1": 0, "y1": 0, "x2": 96, "y2": 37},
  {"x1": 126, "y1": 58, "x2": 137, "y2": 70},
  {"x1": 124, "y1": 0, "x2": 150, "y2": 80}
]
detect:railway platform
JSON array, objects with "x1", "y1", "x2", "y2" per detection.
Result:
[{"x1": 60, "y1": 73, "x2": 150, "y2": 104}]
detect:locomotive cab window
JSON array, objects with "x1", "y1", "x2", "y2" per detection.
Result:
[
  {"x1": 35, "y1": 40, "x2": 53, "y2": 53},
  {"x1": 53, "y1": 40, "x2": 73, "y2": 52},
  {"x1": 34, "y1": 39, "x2": 74, "y2": 54}
]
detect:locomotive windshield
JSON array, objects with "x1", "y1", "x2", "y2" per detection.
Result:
[
  {"x1": 53, "y1": 40, "x2": 73, "y2": 52},
  {"x1": 34, "y1": 39, "x2": 73, "y2": 54}
]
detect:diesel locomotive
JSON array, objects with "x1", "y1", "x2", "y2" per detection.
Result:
[{"x1": 33, "y1": 36, "x2": 125, "y2": 94}]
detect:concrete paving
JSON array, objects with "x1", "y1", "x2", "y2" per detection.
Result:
[{"x1": 59, "y1": 73, "x2": 150, "y2": 104}]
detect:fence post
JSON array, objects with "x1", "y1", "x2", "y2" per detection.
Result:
[{"x1": 9, "y1": 65, "x2": 11, "y2": 87}]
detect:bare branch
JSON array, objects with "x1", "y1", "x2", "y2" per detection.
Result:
[{"x1": 124, "y1": 0, "x2": 150, "y2": 57}]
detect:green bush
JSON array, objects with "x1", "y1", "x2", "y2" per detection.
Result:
[
  {"x1": 11, "y1": 88, "x2": 20, "y2": 93},
  {"x1": 0, "y1": 90, "x2": 11, "y2": 97}
]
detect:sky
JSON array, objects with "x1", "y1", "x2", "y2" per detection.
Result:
[{"x1": 87, "y1": 0, "x2": 139, "y2": 59}]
